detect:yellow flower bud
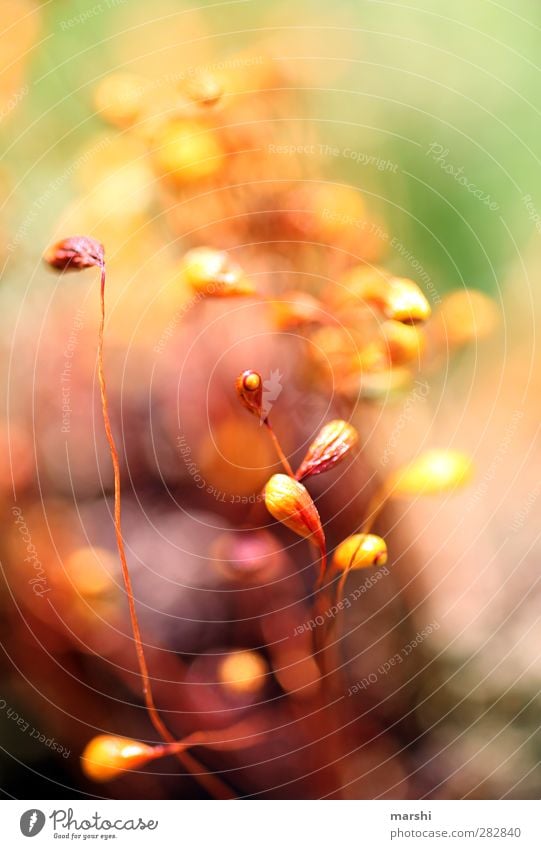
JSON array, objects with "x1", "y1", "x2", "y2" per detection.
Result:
[
  {"x1": 81, "y1": 735, "x2": 155, "y2": 782},
  {"x1": 380, "y1": 319, "x2": 425, "y2": 366},
  {"x1": 436, "y1": 289, "x2": 498, "y2": 347},
  {"x1": 154, "y1": 120, "x2": 224, "y2": 184},
  {"x1": 183, "y1": 73, "x2": 224, "y2": 108},
  {"x1": 181, "y1": 247, "x2": 255, "y2": 297},
  {"x1": 264, "y1": 474, "x2": 325, "y2": 550},
  {"x1": 385, "y1": 277, "x2": 431, "y2": 324},
  {"x1": 390, "y1": 450, "x2": 473, "y2": 497},
  {"x1": 332, "y1": 534, "x2": 387, "y2": 572},
  {"x1": 94, "y1": 72, "x2": 147, "y2": 128},
  {"x1": 218, "y1": 650, "x2": 268, "y2": 695}
]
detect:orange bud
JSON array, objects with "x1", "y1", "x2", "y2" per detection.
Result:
[
  {"x1": 94, "y1": 72, "x2": 147, "y2": 127},
  {"x1": 385, "y1": 277, "x2": 431, "y2": 324},
  {"x1": 218, "y1": 650, "x2": 268, "y2": 695},
  {"x1": 235, "y1": 369, "x2": 263, "y2": 418},
  {"x1": 43, "y1": 236, "x2": 104, "y2": 272},
  {"x1": 296, "y1": 419, "x2": 359, "y2": 481},
  {"x1": 81, "y1": 735, "x2": 155, "y2": 782},
  {"x1": 184, "y1": 73, "x2": 223, "y2": 108},
  {"x1": 332, "y1": 534, "x2": 387, "y2": 572},
  {"x1": 264, "y1": 474, "x2": 325, "y2": 550},
  {"x1": 390, "y1": 450, "x2": 473, "y2": 497},
  {"x1": 181, "y1": 247, "x2": 255, "y2": 297},
  {"x1": 380, "y1": 319, "x2": 425, "y2": 365},
  {"x1": 154, "y1": 120, "x2": 224, "y2": 184},
  {"x1": 436, "y1": 289, "x2": 498, "y2": 347},
  {"x1": 334, "y1": 265, "x2": 389, "y2": 311},
  {"x1": 271, "y1": 291, "x2": 325, "y2": 330}
]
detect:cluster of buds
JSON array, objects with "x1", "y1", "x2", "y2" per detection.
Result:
[{"x1": 36, "y1": 54, "x2": 496, "y2": 797}]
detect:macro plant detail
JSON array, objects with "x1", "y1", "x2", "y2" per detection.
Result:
[{"x1": 2, "y1": 21, "x2": 511, "y2": 804}]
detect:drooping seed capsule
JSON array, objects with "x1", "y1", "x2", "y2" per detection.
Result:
[
  {"x1": 385, "y1": 277, "x2": 431, "y2": 324},
  {"x1": 264, "y1": 474, "x2": 325, "y2": 551},
  {"x1": 43, "y1": 236, "x2": 104, "y2": 271},
  {"x1": 390, "y1": 450, "x2": 473, "y2": 497},
  {"x1": 181, "y1": 247, "x2": 255, "y2": 297},
  {"x1": 235, "y1": 369, "x2": 263, "y2": 418},
  {"x1": 218, "y1": 650, "x2": 268, "y2": 695},
  {"x1": 81, "y1": 735, "x2": 155, "y2": 782},
  {"x1": 332, "y1": 533, "x2": 387, "y2": 572},
  {"x1": 295, "y1": 419, "x2": 359, "y2": 481}
]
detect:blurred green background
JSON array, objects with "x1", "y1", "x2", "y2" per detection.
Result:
[{"x1": 3, "y1": 0, "x2": 541, "y2": 296}]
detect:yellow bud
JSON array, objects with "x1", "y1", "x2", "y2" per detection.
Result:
[
  {"x1": 218, "y1": 650, "x2": 268, "y2": 695},
  {"x1": 264, "y1": 474, "x2": 325, "y2": 550},
  {"x1": 334, "y1": 266, "x2": 389, "y2": 311},
  {"x1": 94, "y1": 73, "x2": 147, "y2": 128},
  {"x1": 381, "y1": 319, "x2": 425, "y2": 365},
  {"x1": 81, "y1": 735, "x2": 155, "y2": 782},
  {"x1": 386, "y1": 277, "x2": 431, "y2": 324},
  {"x1": 154, "y1": 121, "x2": 224, "y2": 184},
  {"x1": 183, "y1": 73, "x2": 224, "y2": 108},
  {"x1": 390, "y1": 450, "x2": 473, "y2": 497},
  {"x1": 437, "y1": 289, "x2": 498, "y2": 347},
  {"x1": 332, "y1": 534, "x2": 387, "y2": 571},
  {"x1": 181, "y1": 247, "x2": 255, "y2": 297}
]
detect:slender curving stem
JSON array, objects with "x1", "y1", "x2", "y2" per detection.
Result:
[
  {"x1": 263, "y1": 417, "x2": 295, "y2": 477},
  {"x1": 97, "y1": 263, "x2": 235, "y2": 800},
  {"x1": 361, "y1": 483, "x2": 390, "y2": 534}
]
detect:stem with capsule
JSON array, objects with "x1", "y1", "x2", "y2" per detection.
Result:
[{"x1": 97, "y1": 261, "x2": 235, "y2": 800}]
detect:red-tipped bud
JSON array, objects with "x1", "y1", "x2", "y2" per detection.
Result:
[
  {"x1": 235, "y1": 369, "x2": 263, "y2": 418},
  {"x1": 264, "y1": 474, "x2": 325, "y2": 550},
  {"x1": 296, "y1": 419, "x2": 359, "y2": 481},
  {"x1": 43, "y1": 236, "x2": 104, "y2": 272},
  {"x1": 81, "y1": 735, "x2": 155, "y2": 782}
]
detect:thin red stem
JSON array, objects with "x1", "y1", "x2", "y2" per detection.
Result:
[
  {"x1": 97, "y1": 263, "x2": 234, "y2": 800},
  {"x1": 264, "y1": 417, "x2": 295, "y2": 477}
]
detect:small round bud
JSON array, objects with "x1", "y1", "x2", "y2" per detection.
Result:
[
  {"x1": 218, "y1": 650, "x2": 268, "y2": 695},
  {"x1": 94, "y1": 73, "x2": 147, "y2": 127},
  {"x1": 334, "y1": 266, "x2": 389, "y2": 311},
  {"x1": 264, "y1": 474, "x2": 325, "y2": 550},
  {"x1": 184, "y1": 73, "x2": 223, "y2": 108},
  {"x1": 436, "y1": 289, "x2": 498, "y2": 347},
  {"x1": 181, "y1": 247, "x2": 255, "y2": 297},
  {"x1": 385, "y1": 278, "x2": 431, "y2": 324},
  {"x1": 380, "y1": 319, "x2": 425, "y2": 365},
  {"x1": 332, "y1": 534, "x2": 387, "y2": 571},
  {"x1": 154, "y1": 120, "x2": 224, "y2": 184},
  {"x1": 390, "y1": 450, "x2": 473, "y2": 497},
  {"x1": 235, "y1": 369, "x2": 263, "y2": 418},
  {"x1": 81, "y1": 735, "x2": 154, "y2": 782}
]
